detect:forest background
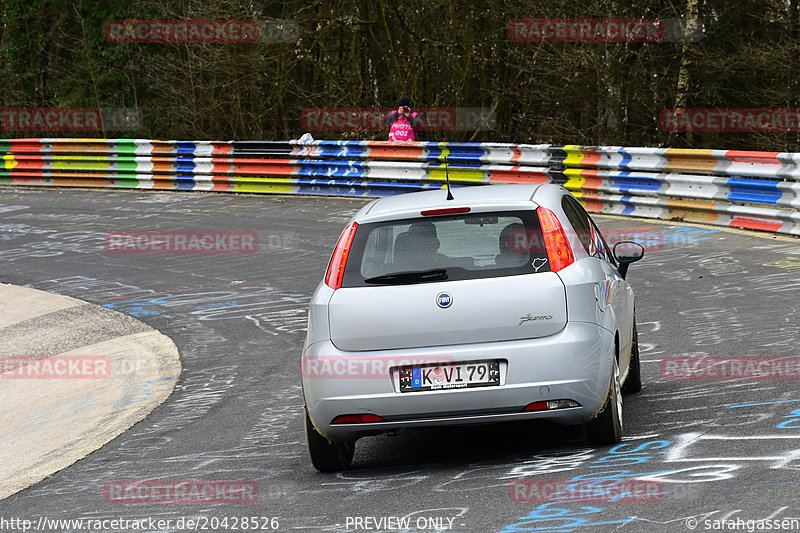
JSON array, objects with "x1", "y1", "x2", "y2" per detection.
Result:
[{"x1": 2, "y1": 0, "x2": 800, "y2": 150}]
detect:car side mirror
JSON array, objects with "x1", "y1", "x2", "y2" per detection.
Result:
[{"x1": 613, "y1": 241, "x2": 644, "y2": 279}]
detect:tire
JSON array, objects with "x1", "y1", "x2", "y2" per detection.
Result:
[
  {"x1": 305, "y1": 408, "x2": 355, "y2": 472},
  {"x1": 622, "y1": 322, "x2": 642, "y2": 394},
  {"x1": 584, "y1": 357, "x2": 623, "y2": 445}
]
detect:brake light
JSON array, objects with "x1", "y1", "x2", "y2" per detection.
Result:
[
  {"x1": 524, "y1": 400, "x2": 581, "y2": 412},
  {"x1": 421, "y1": 207, "x2": 471, "y2": 216},
  {"x1": 523, "y1": 402, "x2": 548, "y2": 412},
  {"x1": 331, "y1": 414, "x2": 385, "y2": 424},
  {"x1": 324, "y1": 222, "x2": 358, "y2": 289},
  {"x1": 537, "y1": 207, "x2": 575, "y2": 272}
]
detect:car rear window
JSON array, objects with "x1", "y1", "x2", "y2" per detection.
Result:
[{"x1": 341, "y1": 210, "x2": 550, "y2": 287}]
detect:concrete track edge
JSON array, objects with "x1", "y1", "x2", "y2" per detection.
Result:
[{"x1": 0, "y1": 282, "x2": 182, "y2": 500}]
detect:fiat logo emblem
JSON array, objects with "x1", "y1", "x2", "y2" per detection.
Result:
[{"x1": 436, "y1": 292, "x2": 453, "y2": 309}]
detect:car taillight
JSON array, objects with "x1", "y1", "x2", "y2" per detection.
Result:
[
  {"x1": 324, "y1": 222, "x2": 358, "y2": 290},
  {"x1": 331, "y1": 414, "x2": 385, "y2": 424},
  {"x1": 523, "y1": 402, "x2": 548, "y2": 412},
  {"x1": 537, "y1": 207, "x2": 575, "y2": 272},
  {"x1": 524, "y1": 400, "x2": 581, "y2": 412}
]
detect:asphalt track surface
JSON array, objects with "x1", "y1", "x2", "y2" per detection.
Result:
[{"x1": 1, "y1": 188, "x2": 799, "y2": 533}]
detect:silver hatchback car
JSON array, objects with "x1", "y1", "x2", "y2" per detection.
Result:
[{"x1": 301, "y1": 183, "x2": 644, "y2": 471}]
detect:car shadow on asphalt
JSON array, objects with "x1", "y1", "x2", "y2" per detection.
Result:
[{"x1": 350, "y1": 419, "x2": 587, "y2": 470}]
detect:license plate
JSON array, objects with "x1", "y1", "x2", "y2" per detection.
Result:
[{"x1": 399, "y1": 360, "x2": 500, "y2": 393}]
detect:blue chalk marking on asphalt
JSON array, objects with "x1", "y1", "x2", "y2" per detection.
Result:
[
  {"x1": 103, "y1": 298, "x2": 166, "y2": 317},
  {"x1": 727, "y1": 399, "x2": 800, "y2": 408},
  {"x1": 112, "y1": 376, "x2": 174, "y2": 407},
  {"x1": 612, "y1": 226, "x2": 718, "y2": 249},
  {"x1": 501, "y1": 439, "x2": 680, "y2": 530},
  {"x1": 499, "y1": 503, "x2": 636, "y2": 532},
  {"x1": 666, "y1": 227, "x2": 719, "y2": 242}
]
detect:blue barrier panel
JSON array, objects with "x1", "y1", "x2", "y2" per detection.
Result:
[{"x1": 727, "y1": 178, "x2": 782, "y2": 205}]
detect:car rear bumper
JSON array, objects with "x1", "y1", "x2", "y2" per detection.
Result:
[{"x1": 301, "y1": 322, "x2": 614, "y2": 441}]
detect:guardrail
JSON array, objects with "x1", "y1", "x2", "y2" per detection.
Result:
[{"x1": 1, "y1": 138, "x2": 799, "y2": 236}]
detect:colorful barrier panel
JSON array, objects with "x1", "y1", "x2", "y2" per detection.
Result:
[{"x1": 1, "y1": 138, "x2": 799, "y2": 236}]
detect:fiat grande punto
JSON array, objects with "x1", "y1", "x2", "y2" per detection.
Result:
[{"x1": 301, "y1": 183, "x2": 644, "y2": 471}]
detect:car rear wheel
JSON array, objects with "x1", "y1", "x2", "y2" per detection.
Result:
[
  {"x1": 583, "y1": 358, "x2": 623, "y2": 445},
  {"x1": 622, "y1": 322, "x2": 642, "y2": 394},
  {"x1": 305, "y1": 408, "x2": 355, "y2": 472}
]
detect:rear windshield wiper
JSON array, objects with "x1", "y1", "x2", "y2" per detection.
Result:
[{"x1": 364, "y1": 268, "x2": 448, "y2": 284}]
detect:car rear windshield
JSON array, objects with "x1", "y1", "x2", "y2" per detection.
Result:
[{"x1": 341, "y1": 209, "x2": 550, "y2": 287}]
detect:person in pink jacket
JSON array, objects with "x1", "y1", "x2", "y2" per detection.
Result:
[{"x1": 386, "y1": 97, "x2": 421, "y2": 141}]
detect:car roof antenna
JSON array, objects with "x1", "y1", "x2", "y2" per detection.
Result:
[{"x1": 444, "y1": 155, "x2": 454, "y2": 201}]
